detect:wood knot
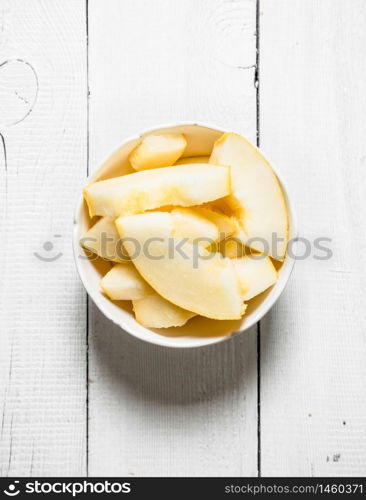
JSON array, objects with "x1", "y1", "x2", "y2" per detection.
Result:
[{"x1": 0, "y1": 59, "x2": 38, "y2": 127}]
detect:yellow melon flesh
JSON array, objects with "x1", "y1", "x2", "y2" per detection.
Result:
[
  {"x1": 101, "y1": 263, "x2": 153, "y2": 300},
  {"x1": 171, "y1": 207, "x2": 219, "y2": 244},
  {"x1": 80, "y1": 216, "x2": 128, "y2": 263},
  {"x1": 190, "y1": 206, "x2": 236, "y2": 240},
  {"x1": 148, "y1": 207, "x2": 229, "y2": 245},
  {"x1": 83, "y1": 164, "x2": 230, "y2": 218},
  {"x1": 129, "y1": 133, "x2": 187, "y2": 171},
  {"x1": 133, "y1": 294, "x2": 195, "y2": 328},
  {"x1": 115, "y1": 212, "x2": 245, "y2": 320},
  {"x1": 210, "y1": 132, "x2": 288, "y2": 260},
  {"x1": 201, "y1": 197, "x2": 234, "y2": 216},
  {"x1": 219, "y1": 237, "x2": 248, "y2": 259},
  {"x1": 175, "y1": 155, "x2": 209, "y2": 165},
  {"x1": 101, "y1": 262, "x2": 195, "y2": 327},
  {"x1": 232, "y1": 255, "x2": 278, "y2": 300}
]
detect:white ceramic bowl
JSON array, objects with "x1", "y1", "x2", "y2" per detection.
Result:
[{"x1": 73, "y1": 122, "x2": 297, "y2": 348}]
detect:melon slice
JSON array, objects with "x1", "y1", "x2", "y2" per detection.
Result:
[
  {"x1": 129, "y1": 133, "x2": 187, "y2": 171},
  {"x1": 101, "y1": 262, "x2": 196, "y2": 327},
  {"x1": 83, "y1": 164, "x2": 230, "y2": 218},
  {"x1": 171, "y1": 207, "x2": 219, "y2": 243},
  {"x1": 101, "y1": 263, "x2": 153, "y2": 300},
  {"x1": 80, "y1": 216, "x2": 128, "y2": 262},
  {"x1": 210, "y1": 132, "x2": 288, "y2": 260},
  {"x1": 190, "y1": 206, "x2": 236, "y2": 240},
  {"x1": 175, "y1": 155, "x2": 209, "y2": 165},
  {"x1": 148, "y1": 207, "x2": 231, "y2": 245},
  {"x1": 233, "y1": 255, "x2": 278, "y2": 300},
  {"x1": 115, "y1": 212, "x2": 245, "y2": 320},
  {"x1": 219, "y1": 237, "x2": 248, "y2": 259}
]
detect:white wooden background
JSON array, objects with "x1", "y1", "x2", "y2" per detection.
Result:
[{"x1": 1, "y1": 0, "x2": 366, "y2": 477}]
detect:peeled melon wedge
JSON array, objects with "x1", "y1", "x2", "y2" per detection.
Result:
[
  {"x1": 232, "y1": 255, "x2": 278, "y2": 301},
  {"x1": 83, "y1": 164, "x2": 230, "y2": 218},
  {"x1": 209, "y1": 133, "x2": 288, "y2": 260},
  {"x1": 101, "y1": 263, "x2": 153, "y2": 300},
  {"x1": 149, "y1": 207, "x2": 232, "y2": 245},
  {"x1": 129, "y1": 133, "x2": 187, "y2": 171},
  {"x1": 171, "y1": 207, "x2": 219, "y2": 243},
  {"x1": 124, "y1": 208, "x2": 220, "y2": 243},
  {"x1": 133, "y1": 294, "x2": 195, "y2": 328},
  {"x1": 190, "y1": 206, "x2": 236, "y2": 240},
  {"x1": 115, "y1": 212, "x2": 245, "y2": 320},
  {"x1": 80, "y1": 216, "x2": 128, "y2": 263},
  {"x1": 101, "y1": 262, "x2": 195, "y2": 327}
]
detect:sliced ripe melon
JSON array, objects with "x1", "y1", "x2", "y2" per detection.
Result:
[
  {"x1": 83, "y1": 164, "x2": 230, "y2": 218},
  {"x1": 115, "y1": 212, "x2": 245, "y2": 320},
  {"x1": 202, "y1": 196, "x2": 235, "y2": 216},
  {"x1": 80, "y1": 216, "x2": 128, "y2": 262},
  {"x1": 171, "y1": 207, "x2": 219, "y2": 243},
  {"x1": 219, "y1": 237, "x2": 247, "y2": 259},
  {"x1": 101, "y1": 262, "x2": 195, "y2": 328},
  {"x1": 133, "y1": 294, "x2": 195, "y2": 328},
  {"x1": 175, "y1": 155, "x2": 209, "y2": 165},
  {"x1": 209, "y1": 132, "x2": 288, "y2": 260},
  {"x1": 232, "y1": 255, "x2": 278, "y2": 300},
  {"x1": 101, "y1": 263, "x2": 153, "y2": 300},
  {"x1": 148, "y1": 207, "x2": 229, "y2": 245},
  {"x1": 129, "y1": 133, "x2": 187, "y2": 171}
]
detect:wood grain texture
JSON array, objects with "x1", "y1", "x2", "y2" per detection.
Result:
[
  {"x1": 88, "y1": 0, "x2": 258, "y2": 477},
  {"x1": 5, "y1": 0, "x2": 364, "y2": 478},
  {"x1": 0, "y1": 0, "x2": 87, "y2": 476},
  {"x1": 260, "y1": 0, "x2": 366, "y2": 476}
]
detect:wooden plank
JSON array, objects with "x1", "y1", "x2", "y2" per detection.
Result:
[
  {"x1": 260, "y1": 0, "x2": 366, "y2": 476},
  {"x1": 0, "y1": 0, "x2": 87, "y2": 476},
  {"x1": 88, "y1": 0, "x2": 258, "y2": 476}
]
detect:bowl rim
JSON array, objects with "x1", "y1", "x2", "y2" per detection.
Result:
[{"x1": 73, "y1": 120, "x2": 298, "y2": 349}]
